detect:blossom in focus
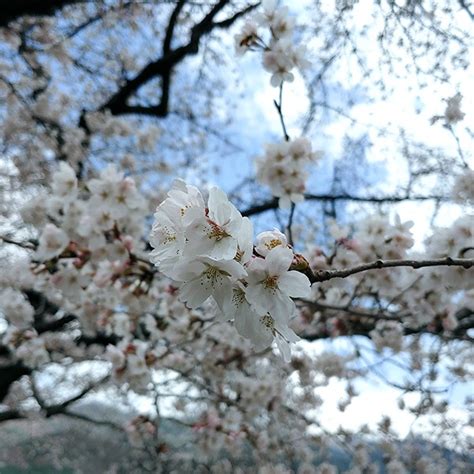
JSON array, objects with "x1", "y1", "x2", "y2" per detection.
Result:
[
  {"x1": 246, "y1": 247, "x2": 311, "y2": 321},
  {"x1": 173, "y1": 257, "x2": 247, "y2": 309},
  {"x1": 149, "y1": 182, "x2": 309, "y2": 359},
  {"x1": 256, "y1": 229, "x2": 288, "y2": 256},
  {"x1": 236, "y1": 310, "x2": 299, "y2": 362},
  {"x1": 184, "y1": 187, "x2": 244, "y2": 260}
]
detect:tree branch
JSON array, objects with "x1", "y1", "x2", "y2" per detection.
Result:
[
  {"x1": 40, "y1": 375, "x2": 110, "y2": 417},
  {"x1": 242, "y1": 193, "x2": 448, "y2": 217},
  {"x1": 0, "y1": 409, "x2": 24, "y2": 423},
  {"x1": 0, "y1": 363, "x2": 32, "y2": 403},
  {"x1": 458, "y1": 0, "x2": 474, "y2": 20},
  {"x1": 100, "y1": 1, "x2": 257, "y2": 117},
  {"x1": 309, "y1": 257, "x2": 474, "y2": 283},
  {"x1": 0, "y1": 0, "x2": 84, "y2": 27}
]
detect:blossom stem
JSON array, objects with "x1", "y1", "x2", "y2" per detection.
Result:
[{"x1": 273, "y1": 82, "x2": 290, "y2": 141}]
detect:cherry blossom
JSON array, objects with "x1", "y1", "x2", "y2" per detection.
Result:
[
  {"x1": 184, "y1": 187, "x2": 245, "y2": 260},
  {"x1": 256, "y1": 229, "x2": 288, "y2": 256},
  {"x1": 51, "y1": 162, "x2": 78, "y2": 200},
  {"x1": 246, "y1": 247, "x2": 311, "y2": 320},
  {"x1": 0, "y1": 288, "x2": 34, "y2": 329},
  {"x1": 256, "y1": 137, "x2": 319, "y2": 208},
  {"x1": 173, "y1": 257, "x2": 247, "y2": 309}
]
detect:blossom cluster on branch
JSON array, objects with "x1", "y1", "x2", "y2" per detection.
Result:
[
  {"x1": 149, "y1": 180, "x2": 311, "y2": 360},
  {"x1": 255, "y1": 137, "x2": 320, "y2": 208},
  {"x1": 234, "y1": 0, "x2": 310, "y2": 87}
]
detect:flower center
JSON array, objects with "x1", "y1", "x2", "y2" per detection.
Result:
[
  {"x1": 265, "y1": 239, "x2": 282, "y2": 250},
  {"x1": 235, "y1": 249, "x2": 244, "y2": 262},
  {"x1": 232, "y1": 288, "x2": 246, "y2": 306},
  {"x1": 260, "y1": 314, "x2": 275, "y2": 332},
  {"x1": 207, "y1": 220, "x2": 230, "y2": 241},
  {"x1": 263, "y1": 275, "x2": 279, "y2": 289},
  {"x1": 203, "y1": 266, "x2": 226, "y2": 288}
]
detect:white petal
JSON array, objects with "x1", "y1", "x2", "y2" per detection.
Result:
[
  {"x1": 248, "y1": 285, "x2": 278, "y2": 316},
  {"x1": 276, "y1": 323, "x2": 300, "y2": 343},
  {"x1": 208, "y1": 187, "x2": 231, "y2": 224},
  {"x1": 237, "y1": 217, "x2": 254, "y2": 264},
  {"x1": 234, "y1": 305, "x2": 258, "y2": 338},
  {"x1": 275, "y1": 334, "x2": 292, "y2": 362},
  {"x1": 213, "y1": 258, "x2": 247, "y2": 279},
  {"x1": 266, "y1": 247, "x2": 293, "y2": 275},
  {"x1": 278, "y1": 271, "x2": 311, "y2": 298},
  {"x1": 270, "y1": 294, "x2": 295, "y2": 322},
  {"x1": 178, "y1": 280, "x2": 211, "y2": 308},
  {"x1": 172, "y1": 260, "x2": 205, "y2": 281},
  {"x1": 211, "y1": 279, "x2": 233, "y2": 312}
]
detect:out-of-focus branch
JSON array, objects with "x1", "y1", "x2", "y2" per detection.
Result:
[
  {"x1": 241, "y1": 193, "x2": 448, "y2": 216},
  {"x1": 101, "y1": 1, "x2": 258, "y2": 118},
  {"x1": 0, "y1": 363, "x2": 32, "y2": 402},
  {"x1": 0, "y1": 0, "x2": 84, "y2": 27},
  {"x1": 458, "y1": 0, "x2": 474, "y2": 20},
  {"x1": 1, "y1": 235, "x2": 36, "y2": 250},
  {"x1": 0, "y1": 409, "x2": 23, "y2": 422},
  {"x1": 31, "y1": 374, "x2": 110, "y2": 417}
]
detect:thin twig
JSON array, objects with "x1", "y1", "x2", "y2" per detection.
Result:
[
  {"x1": 1, "y1": 235, "x2": 36, "y2": 250},
  {"x1": 286, "y1": 203, "x2": 296, "y2": 247},
  {"x1": 273, "y1": 82, "x2": 290, "y2": 141}
]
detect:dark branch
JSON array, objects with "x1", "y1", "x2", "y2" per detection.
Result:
[
  {"x1": 41, "y1": 375, "x2": 110, "y2": 417},
  {"x1": 0, "y1": 363, "x2": 31, "y2": 402},
  {"x1": 0, "y1": 0, "x2": 84, "y2": 27},
  {"x1": 458, "y1": 0, "x2": 474, "y2": 20},
  {"x1": 241, "y1": 193, "x2": 447, "y2": 217},
  {"x1": 100, "y1": 1, "x2": 257, "y2": 117},
  {"x1": 309, "y1": 257, "x2": 474, "y2": 283},
  {"x1": 0, "y1": 409, "x2": 24, "y2": 422}
]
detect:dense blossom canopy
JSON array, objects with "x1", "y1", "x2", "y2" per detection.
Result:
[{"x1": 0, "y1": 0, "x2": 473, "y2": 472}]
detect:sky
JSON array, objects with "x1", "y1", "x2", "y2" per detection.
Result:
[{"x1": 208, "y1": 0, "x2": 473, "y2": 246}]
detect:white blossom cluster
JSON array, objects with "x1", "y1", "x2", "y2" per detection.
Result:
[
  {"x1": 105, "y1": 340, "x2": 160, "y2": 393},
  {"x1": 1, "y1": 162, "x2": 150, "y2": 369},
  {"x1": 303, "y1": 213, "x2": 473, "y2": 347},
  {"x1": 430, "y1": 92, "x2": 465, "y2": 125},
  {"x1": 234, "y1": 0, "x2": 310, "y2": 87},
  {"x1": 451, "y1": 168, "x2": 474, "y2": 204},
  {"x1": 149, "y1": 180, "x2": 312, "y2": 360},
  {"x1": 443, "y1": 92, "x2": 465, "y2": 125},
  {"x1": 0, "y1": 288, "x2": 34, "y2": 329},
  {"x1": 0, "y1": 290, "x2": 48, "y2": 369},
  {"x1": 2, "y1": 328, "x2": 49, "y2": 369},
  {"x1": 256, "y1": 137, "x2": 319, "y2": 208},
  {"x1": 421, "y1": 215, "x2": 474, "y2": 292}
]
